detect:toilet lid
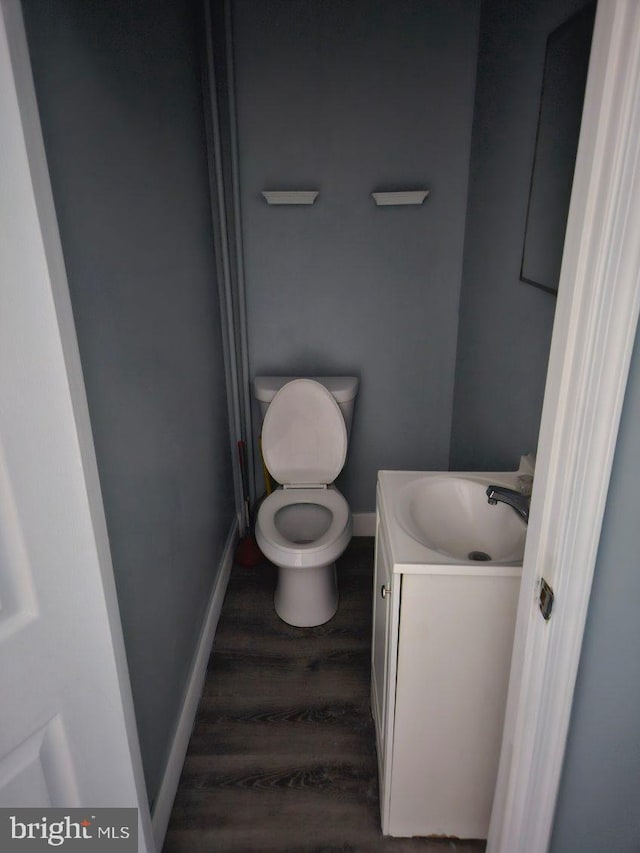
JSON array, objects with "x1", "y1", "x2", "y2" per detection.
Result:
[{"x1": 261, "y1": 379, "x2": 347, "y2": 485}]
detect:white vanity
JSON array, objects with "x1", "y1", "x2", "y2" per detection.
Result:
[{"x1": 372, "y1": 469, "x2": 527, "y2": 839}]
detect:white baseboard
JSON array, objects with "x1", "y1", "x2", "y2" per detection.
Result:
[
  {"x1": 352, "y1": 512, "x2": 376, "y2": 537},
  {"x1": 151, "y1": 517, "x2": 238, "y2": 850}
]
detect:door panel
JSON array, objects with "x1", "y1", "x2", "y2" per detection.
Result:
[{"x1": 0, "y1": 717, "x2": 77, "y2": 808}]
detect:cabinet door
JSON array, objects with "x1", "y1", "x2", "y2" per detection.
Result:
[{"x1": 371, "y1": 514, "x2": 392, "y2": 763}]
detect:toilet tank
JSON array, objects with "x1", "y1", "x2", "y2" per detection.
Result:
[{"x1": 253, "y1": 376, "x2": 359, "y2": 442}]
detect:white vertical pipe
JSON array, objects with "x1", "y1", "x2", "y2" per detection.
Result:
[
  {"x1": 202, "y1": 0, "x2": 246, "y2": 532},
  {"x1": 224, "y1": 0, "x2": 256, "y2": 504}
]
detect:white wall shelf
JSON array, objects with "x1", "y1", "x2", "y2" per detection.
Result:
[
  {"x1": 371, "y1": 190, "x2": 429, "y2": 206},
  {"x1": 261, "y1": 190, "x2": 319, "y2": 205}
]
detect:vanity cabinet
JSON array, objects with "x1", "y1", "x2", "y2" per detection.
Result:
[{"x1": 371, "y1": 484, "x2": 521, "y2": 839}]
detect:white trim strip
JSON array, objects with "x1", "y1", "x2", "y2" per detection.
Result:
[
  {"x1": 202, "y1": 1, "x2": 246, "y2": 532},
  {"x1": 151, "y1": 518, "x2": 238, "y2": 850},
  {"x1": 224, "y1": 0, "x2": 256, "y2": 503}
]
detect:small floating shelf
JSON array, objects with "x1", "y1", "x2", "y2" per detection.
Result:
[
  {"x1": 261, "y1": 190, "x2": 319, "y2": 205},
  {"x1": 371, "y1": 190, "x2": 430, "y2": 206}
]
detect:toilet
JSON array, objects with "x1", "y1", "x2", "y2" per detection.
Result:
[{"x1": 254, "y1": 376, "x2": 359, "y2": 627}]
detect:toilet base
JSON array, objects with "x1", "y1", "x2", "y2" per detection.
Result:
[{"x1": 274, "y1": 561, "x2": 338, "y2": 627}]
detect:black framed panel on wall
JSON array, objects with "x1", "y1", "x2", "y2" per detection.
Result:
[{"x1": 520, "y1": 3, "x2": 596, "y2": 295}]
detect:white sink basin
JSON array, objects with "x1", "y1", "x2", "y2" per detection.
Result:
[{"x1": 394, "y1": 476, "x2": 527, "y2": 563}]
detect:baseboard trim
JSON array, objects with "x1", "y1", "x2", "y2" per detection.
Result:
[
  {"x1": 352, "y1": 512, "x2": 376, "y2": 537},
  {"x1": 151, "y1": 517, "x2": 238, "y2": 850}
]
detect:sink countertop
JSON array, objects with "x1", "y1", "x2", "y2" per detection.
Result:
[{"x1": 377, "y1": 469, "x2": 525, "y2": 576}]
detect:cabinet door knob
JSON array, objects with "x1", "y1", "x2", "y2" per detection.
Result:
[{"x1": 381, "y1": 584, "x2": 390, "y2": 599}]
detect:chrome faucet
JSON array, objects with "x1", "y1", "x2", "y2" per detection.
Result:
[{"x1": 486, "y1": 485, "x2": 530, "y2": 523}]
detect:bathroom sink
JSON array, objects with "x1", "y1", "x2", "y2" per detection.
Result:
[{"x1": 394, "y1": 476, "x2": 527, "y2": 562}]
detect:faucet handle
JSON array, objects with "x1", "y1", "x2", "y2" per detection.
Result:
[{"x1": 517, "y1": 474, "x2": 533, "y2": 496}]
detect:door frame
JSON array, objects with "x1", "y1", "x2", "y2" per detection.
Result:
[
  {"x1": 1, "y1": 1, "x2": 154, "y2": 847},
  {"x1": 489, "y1": 2, "x2": 640, "y2": 850}
]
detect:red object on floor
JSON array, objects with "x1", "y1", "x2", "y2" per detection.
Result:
[{"x1": 235, "y1": 533, "x2": 263, "y2": 567}]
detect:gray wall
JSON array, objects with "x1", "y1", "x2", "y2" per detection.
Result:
[
  {"x1": 550, "y1": 321, "x2": 640, "y2": 852},
  {"x1": 450, "y1": 0, "x2": 591, "y2": 471},
  {"x1": 232, "y1": 0, "x2": 480, "y2": 511},
  {"x1": 22, "y1": 0, "x2": 236, "y2": 807}
]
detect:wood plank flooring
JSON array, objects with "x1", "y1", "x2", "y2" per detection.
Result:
[{"x1": 163, "y1": 538, "x2": 486, "y2": 853}]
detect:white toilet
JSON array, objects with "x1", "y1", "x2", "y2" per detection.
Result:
[{"x1": 254, "y1": 376, "x2": 359, "y2": 627}]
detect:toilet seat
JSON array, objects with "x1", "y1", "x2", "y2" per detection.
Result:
[
  {"x1": 261, "y1": 379, "x2": 347, "y2": 486},
  {"x1": 256, "y1": 487, "x2": 351, "y2": 569}
]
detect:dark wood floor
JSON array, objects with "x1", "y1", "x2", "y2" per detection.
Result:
[{"x1": 163, "y1": 538, "x2": 486, "y2": 853}]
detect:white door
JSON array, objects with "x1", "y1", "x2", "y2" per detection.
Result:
[
  {"x1": 488, "y1": 3, "x2": 640, "y2": 850},
  {"x1": 0, "y1": 3, "x2": 153, "y2": 848}
]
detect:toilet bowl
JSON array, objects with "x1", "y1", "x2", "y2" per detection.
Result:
[
  {"x1": 254, "y1": 377, "x2": 358, "y2": 627},
  {"x1": 257, "y1": 487, "x2": 352, "y2": 626}
]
